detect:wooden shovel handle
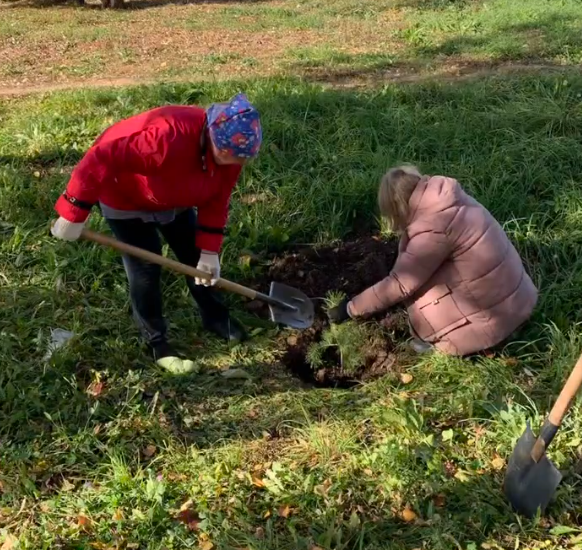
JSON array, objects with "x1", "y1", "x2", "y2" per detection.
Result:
[
  {"x1": 80, "y1": 228, "x2": 259, "y2": 301},
  {"x1": 531, "y1": 351, "x2": 582, "y2": 462},
  {"x1": 548, "y1": 352, "x2": 582, "y2": 426}
]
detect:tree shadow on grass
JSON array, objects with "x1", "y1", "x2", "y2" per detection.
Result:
[
  {"x1": 418, "y1": 13, "x2": 582, "y2": 61},
  {"x1": 289, "y1": 12, "x2": 582, "y2": 86}
]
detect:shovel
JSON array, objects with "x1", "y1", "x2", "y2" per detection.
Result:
[
  {"x1": 503, "y1": 351, "x2": 582, "y2": 518},
  {"x1": 80, "y1": 228, "x2": 314, "y2": 330}
]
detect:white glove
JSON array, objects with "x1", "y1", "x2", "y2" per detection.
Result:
[
  {"x1": 51, "y1": 217, "x2": 85, "y2": 241},
  {"x1": 195, "y1": 251, "x2": 220, "y2": 286}
]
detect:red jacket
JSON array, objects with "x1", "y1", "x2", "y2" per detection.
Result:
[{"x1": 55, "y1": 105, "x2": 242, "y2": 252}]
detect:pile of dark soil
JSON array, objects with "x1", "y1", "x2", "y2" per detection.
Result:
[{"x1": 247, "y1": 235, "x2": 406, "y2": 387}]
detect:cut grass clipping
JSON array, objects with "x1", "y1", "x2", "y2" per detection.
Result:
[{"x1": 4, "y1": 75, "x2": 582, "y2": 548}]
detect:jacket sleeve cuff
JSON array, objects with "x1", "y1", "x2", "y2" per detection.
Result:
[
  {"x1": 195, "y1": 231, "x2": 223, "y2": 253},
  {"x1": 55, "y1": 194, "x2": 91, "y2": 223},
  {"x1": 347, "y1": 301, "x2": 356, "y2": 318}
]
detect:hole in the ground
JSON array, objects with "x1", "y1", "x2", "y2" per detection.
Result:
[{"x1": 247, "y1": 235, "x2": 409, "y2": 388}]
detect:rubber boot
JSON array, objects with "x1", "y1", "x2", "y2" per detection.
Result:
[{"x1": 152, "y1": 342, "x2": 199, "y2": 374}]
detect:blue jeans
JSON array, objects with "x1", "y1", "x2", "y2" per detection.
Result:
[{"x1": 106, "y1": 209, "x2": 229, "y2": 347}]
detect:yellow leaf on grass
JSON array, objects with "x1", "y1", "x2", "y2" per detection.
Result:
[
  {"x1": 454, "y1": 470, "x2": 470, "y2": 482},
  {"x1": 252, "y1": 477, "x2": 266, "y2": 488},
  {"x1": 491, "y1": 457, "x2": 505, "y2": 470},
  {"x1": 263, "y1": 510, "x2": 271, "y2": 518},
  {"x1": 61, "y1": 479, "x2": 75, "y2": 492},
  {"x1": 112, "y1": 508, "x2": 124, "y2": 521},
  {"x1": 200, "y1": 541, "x2": 214, "y2": 550},
  {"x1": 1, "y1": 534, "x2": 18, "y2": 550},
  {"x1": 77, "y1": 514, "x2": 92, "y2": 529},
  {"x1": 400, "y1": 373, "x2": 414, "y2": 385},
  {"x1": 401, "y1": 507, "x2": 417, "y2": 522},
  {"x1": 180, "y1": 499, "x2": 194, "y2": 511},
  {"x1": 278, "y1": 505, "x2": 291, "y2": 518}
]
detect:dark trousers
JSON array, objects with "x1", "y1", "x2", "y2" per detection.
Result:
[{"x1": 106, "y1": 209, "x2": 229, "y2": 347}]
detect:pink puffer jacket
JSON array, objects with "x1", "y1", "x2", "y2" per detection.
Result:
[{"x1": 350, "y1": 176, "x2": 538, "y2": 356}]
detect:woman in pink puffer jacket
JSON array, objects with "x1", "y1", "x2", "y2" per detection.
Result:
[{"x1": 328, "y1": 165, "x2": 538, "y2": 356}]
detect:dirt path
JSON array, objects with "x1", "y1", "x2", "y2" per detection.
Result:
[{"x1": 0, "y1": 63, "x2": 573, "y2": 98}]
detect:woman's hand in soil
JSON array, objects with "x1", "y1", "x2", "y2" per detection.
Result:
[{"x1": 327, "y1": 298, "x2": 353, "y2": 324}]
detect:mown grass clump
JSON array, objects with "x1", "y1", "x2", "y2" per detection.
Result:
[{"x1": 2, "y1": 74, "x2": 582, "y2": 548}]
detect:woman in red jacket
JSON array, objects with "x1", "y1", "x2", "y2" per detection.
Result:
[{"x1": 51, "y1": 93, "x2": 262, "y2": 374}]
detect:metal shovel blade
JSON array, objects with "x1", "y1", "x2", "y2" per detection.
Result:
[
  {"x1": 503, "y1": 422, "x2": 563, "y2": 518},
  {"x1": 268, "y1": 281, "x2": 314, "y2": 329}
]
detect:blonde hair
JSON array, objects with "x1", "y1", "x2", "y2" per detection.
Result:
[{"x1": 378, "y1": 165, "x2": 422, "y2": 233}]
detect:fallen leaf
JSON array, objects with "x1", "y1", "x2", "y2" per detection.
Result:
[
  {"x1": 1, "y1": 534, "x2": 18, "y2": 550},
  {"x1": 252, "y1": 477, "x2": 266, "y2": 488},
  {"x1": 143, "y1": 444, "x2": 157, "y2": 458},
  {"x1": 77, "y1": 514, "x2": 92, "y2": 530},
  {"x1": 33, "y1": 171, "x2": 41, "y2": 178},
  {"x1": 348, "y1": 510, "x2": 360, "y2": 529},
  {"x1": 401, "y1": 507, "x2": 417, "y2": 522},
  {"x1": 400, "y1": 373, "x2": 414, "y2": 384},
  {"x1": 40, "y1": 501, "x2": 52, "y2": 513},
  {"x1": 263, "y1": 510, "x2": 271, "y2": 518},
  {"x1": 176, "y1": 503, "x2": 201, "y2": 531},
  {"x1": 61, "y1": 479, "x2": 75, "y2": 492},
  {"x1": 180, "y1": 499, "x2": 194, "y2": 511},
  {"x1": 112, "y1": 508, "x2": 124, "y2": 521},
  {"x1": 221, "y1": 368, "x2": 252, "y2": 380},
  {"x1": 433, "y1": 494, "x2": 446, "y2": 507},
  {"x1": 132, "y1": 509, "x2": 146, "y2": 521},
  {"x1": 87, "y1": 381, "x2": 104, "y2": 397},
  {"x1": 200, "y1": 542, "x2": 214, "y2": 550},
  {"x1": 364, "y1": 468, "x2": 373, "y2": 476},
  {"x1": 454, "y1": 470, "x2": 470, "y2": 482},
  {"x1": 491, "y1": 457, "x2": 505, "y2": 470},
  {"x1": 278, "y1": 504, "x2": 291, "y2": 518}
]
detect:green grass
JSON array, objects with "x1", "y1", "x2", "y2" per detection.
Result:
[
  {"x1": 403, "y1": 0, "x2": 582, "y2": 64},
  {"x1": 3, "y1": 73, "x2": 582, "y2": 548}
]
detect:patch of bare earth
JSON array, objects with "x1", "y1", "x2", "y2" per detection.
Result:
[
  {"x1": 0, "y1": 2, "x2": 407, "y2": 93},
  {"x1": 0, "y1": 1, "x2": 576, "y2": 96}
]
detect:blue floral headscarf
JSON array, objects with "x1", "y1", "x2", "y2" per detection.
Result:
[{"x1": 206, "y1": 93, "x2": 262, "y2": 158}]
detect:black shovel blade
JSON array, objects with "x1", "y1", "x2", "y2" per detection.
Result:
[
  {"x1": 503, "y1": 423, "x2": 562, "y2": 518},
  {"x1": 268, "y1": 282, "x2": 314, "y2": 329}
]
